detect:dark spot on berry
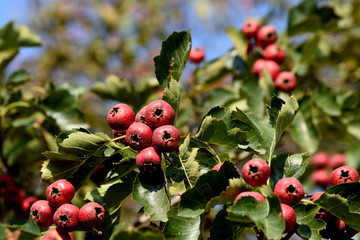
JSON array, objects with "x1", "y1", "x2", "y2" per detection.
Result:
[
  {"x1": 340, "y1": 170, "x2": 349, "y2": 178},
  {"x1": 287, "y1": 185, "x2": 296, "y2": 193},
  {"x1": 267, "y1": 32, "x2": 273, "y2": 39},
  {"x1": 249, "y1": 165, "x2": 258, "y2": 174},
  {"x1": 59, "y1": 214, "x2": 69, "y2": 224},
  {"x1": 283, "y1": 79, "x2": 289, "y2": 84},
  {"x1": 110, "y1": 107, "x2": 119, "y2": 117},
  {"x1": 131, "y1": 134, "x2": 140, "y2": 143},
  {"x1": 95, "y1": 207, "x2": 103, "y2": 219},
  {"x1": 162, "y1": 131, "x2": 172, "y2": 141},
  {"x1": 154, "y1": 108, "x2": 163, "y2": 118},
  {"x1": 32, "y1": 210, "x2": 38, "y2": 218},
  {"x1": 140, "y1": 116, "x2": 146, "y2": 123}
]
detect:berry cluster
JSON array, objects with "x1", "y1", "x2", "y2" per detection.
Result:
[
  {"x1": 242, "y1": 19, "x2": 297, "y2": 93},
  {"x1": 30, "y1": 179, "x2": 105, "y2": 239},
  {"x1": 107, "y1": 100, "x2": 180, "y2": 175}
]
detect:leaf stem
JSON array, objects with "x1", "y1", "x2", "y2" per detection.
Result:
[{"x1": 178, "y1": 154, "x2": 192, "y2": 188}]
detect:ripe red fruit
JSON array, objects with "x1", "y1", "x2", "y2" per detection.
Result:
[
  {"x1": 280, "y1": 203, "x2": 297, "y2": 233},
  {"x1": 264, "y1": 44, "x2": 286, "y2": 64},
  {"x1": 242, "y1": 19, "x2": 261, "y2": 39},
  {"x1": 241, "y1": 158, "x2": 270, "y2": 186},
  {"x1": 46, "y1": 179, "x2": 75, "y2": 208},
  {"x1": 125, "y1": 122, "x2": 153, "y2": 150},
  {"x1": 234, "y1": 191, "x2": 266, "y2": 205},
  {"x1": 0, "y1": 174, "x2": 15, "y2": 196},
  {"x1": 329, "y1": 153, "x2": 346, "y2": 170},
  {"x1": 311, "y1": 169, "x2": 330, "y2": 188},
  {"x1": 30, "y1": 200, "x2": 56, "y2": 228},
  {"x1": 145, "y1": 100, "x2": 175, "y2": 128},
  {"x1": 152, "y1": 125, "x2": 180, "y2": 152},
  {"x1": 79, "y1": 202, "x2": 105, "y2": 228},
  {"x1": 274, "y1": 177, "x2": 304, "y2": 205},
  {"x1": 4, "y1": 186, "x2": 26, "y2": 205},
  {"x1": 53, "y1": 203, "x2": 80, "y2": 232},
  {"x1": 189, "y1": 47, "x2": 205, "y2": 63},
  {"x1": 107, "y1": 103, "x2": 135, "y2": 131},
  {"x1": 21, "y1": 196, "x2": 38, "y2": 218},
  {"x1": 136, "y1": 147, "x2": 162, "y2": 175},
  {"x1": 310, "y1": 191, "x2": 334, "y2": 222},
  {"x1": 332, "y1": 218, "x2": 358, "y2": 238},
  {"x1": 251, "y1": 59, "x2": 281, "y2": 80},
  {"x1": 256, "y1": 25, "x2": 277, "y2": 47},
  {"x1": 274, "y1": 71, "x2": 297, "y2": 93},
  {"x1": 330, "y1": 166, "x2": 359, "y2": 186},
  {"x1": 212, "y1": 162, "x2": 240, "y2": 175},
  {"x1": 42, "y1": 227, "x2": 71, "y2": 240},
  {"x1": 311, "y1": 152, "x2": 330, "y2": 169},
  {"x1": 135, "y1": 106, "x2": 147, "y2": 124},
  {"x1": 113, "y1": 129, "x2": 126, "y2": 144}
]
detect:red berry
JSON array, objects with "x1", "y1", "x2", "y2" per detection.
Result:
[
  {"x1": 256, "y1": 25, "x2": 277, "y2": 47},
  {"x1": 79, "y1": 202, "x2": 105, "y2": 228},
  {"x1": 42, "y1": 227, "x2": 71, "y2": 240},
  {"x1": 280, "y1": 203, "x2": 297, "y2": 233},
  {"x1": 311, "y1": 169, "x2": 330, "y2": 188},
  {"x1": 21, "y1": 196, "x2": 38, "y2": 218},
  {"x1": 53, "y1": 204, "x2": 80, "y2": 232},
  {"x1": 274, "y1": 71, "x2": 297, "y2": 93},
  {"x1": 241, "y1": 158, "x2": 270, "y2": 186},
  {"x1": 212, "y1": 162, "x2": 240, "y2": 175},
  {"x1": 189, "y1": 47, "x2": 205, "y2": 63},
  {"x1": 329, "y1": 154, "x2": 346, "y2": 170},
  {"x1": 264, "y1": 44, "x2": 286, "y2": 64},
  {"x1": 30, "y1": 200, "x2": 56, "y2": 228},
  {"x1": 113, "y1": 129, "x2": 126, "y2": 144},
  {"x1": 310, "y1": 191, "x2": 324, "y2": 202},
  {"x1": 46, "y1": 179, "x2": 75, "y2": 208},
  {"x1": 152, "y1": 125, "x2": 180, "y2": 152},
  {"x1": 251, "y1": 59, "x2": 266, "y2": 76},
  {"x1": 251, "y1": 59, "x2": 281, "y2": 80},
  {"x1": 136, "y1": 147, "x2": 162, "y2": 175},
  {"x1": 274, "y1": 177, "x2": 304, "y2": 205},
  {"x1": 135, "y1": 106, "x2": 147, "y2": 124},
  {"x1": 333, "y1": 218, "x2": 358, "y2": 238},
  {"x1": 125, "y1": 122, "x2": 153, "y2": 150},
  {"x1": 234, "y1": 191, "x2": 265, "y2": 205},
  {"x1": 4, "y1": 186, "x2": 26, "y2": 206},
  {"x1": 145, "y1": 100, "x2": 175, "y2": 128},
  {"x1": 242, "y1": 19, "x2": 261, "y2": 39},
  {"x1": 310, "y1": 191, "x2": 334, "y2": 222},
  {"x1": 0, "y1": 174, "x2": 15, "y2": 197},
  {"x1": 311, "y1": 152, "x2": 330, "y2": 169},
  {"x1": 330, "y1": 166, "x2": 359, "y2": 186},
  {"x1": 107, "y1": 103, "x2": 135, "y2": 131}
]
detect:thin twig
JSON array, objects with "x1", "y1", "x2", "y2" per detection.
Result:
[
  {"x1": 254, "y1": 227, "x2": 264, "y2": 240},
  {"x1": 179, "y1": 154, "x2": 192, "y2": 188}
]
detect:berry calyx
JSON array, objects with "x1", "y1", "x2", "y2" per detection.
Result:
[
  {"x1": 42, "y1": 227, "x2": 71, "y2": 240},
  {"x1": 136, "y1": 147, "x2": 162, "y2": 175},
  {"x1": 242, "y1": 19, "x2": 261, "y2": 39},
  {"x1": 79, "y1": 202, "x2": 105, "y2": 228},
  {"x1": 107, "y1": 103, "x2": 135, "y2": 131},
  {"x1": 311, "y1": 169, "x2": 330, "y2": 188},
  {"x1": 280, "y1": 203, "x2": 297, "y2": 233},
  {"x1": 30, "y1": 200, "x2": 55, "y2": 228},
  {"x1": 274, "y1": 177, "x2": 304, "y2": 205},
  {"x1": 312, "y1": 152, "x2": 330, "y2": 169},
  {"x1": 145, "y1": 100, "x2": 175, "y2": 128},
  {"x1": 125, "y1": 122, "x2": 153, "y2": 150},
  {"x1": 46, "y1": 179, "x2": 75, "y2": 208},
  {"x1": 264, "y1": 44, "x2": 286, "y2": 64},
  {"x1": 330, "y1": 166, "x2": 359, "y2": 186},
  {"x1": 241, "y1": 158, "x2": 270, "y2": 186},
  {"x1": 256, "y1": 25, "x2": 277, "y2": 47},
  {"x1": 234, "y1": 191, "x2": 266, "y2": 205},
  {"x1": 274, "y1": 71, "x2": 297, "y2": 93},
  {"x1": 189, "y1": 47, "x2": 205, "y2": 63},
  {"x1": 152, "y1": 125, "x2": 180, "y2": 152},
  {"x1": 53, "y1": 203, "x2": 80, "y2": 232},
  {"x1": 329, "y1": 153, "x2": 346, "y2": 170}
]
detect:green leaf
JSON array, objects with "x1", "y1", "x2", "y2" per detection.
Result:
[
  {"x1": 314, "y1": 182, "x2": 360, "y2": 231},
  {"x1": 154, "y1": 29, "x2": 191, "y2": 88},
  {"x1": 1, "y1": 217, "x2": 41, "y2": 240},
  {"x1": 6, "y1": 70, "x2": 31, "y2": 87},
  {"x1": 110, "y1": 226, "x2": 163, "y2": 240},
  {"x1": 178, "y1": 161, "x2": 240, "y2": 217},
  {"x1": 163, "y1": 208, "x2": 201, "y2": 240},
  {"x1": 241, "y1": 77, "x2": 265, "y2": 117},
  {"x1": 287, "y1": 0, "x2": 319, "y2": 36},
  {"x1": 313, "y1": 84, "x2": 341, "y2": 116},
  {"x1": 195, "y1": 106, "x2": 247, "y2": 147},
  {"x1": 225, "y1": 26, "x2": 248, "y2": 60},
  {"x1": 227, "y1": 194, "x2": 284, "y2": 239},
  {"x1": 294, "y1": 203, "x2": 326, "y2": 240},
  {"x1": 209, "y1": 209, "x2": 245, "y2": 240},
  {"x1": 300, "y1": 34, "x2": 320, "y2": 63},
  {"x1": 132, "y1": 174, "x2": 170, "y2": 222},
  {"x1": 162, "y1": 77, "x2": 181, "y2": 118}
]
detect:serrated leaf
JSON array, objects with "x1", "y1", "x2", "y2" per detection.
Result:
[
  {"x1": 227, "y1": 194, "x2": 284, "y2": 239},
  {"x1": 162, "y1": 77, "x2": 180, "y2": 117},
  {"x1": 154, "y1": 30, "x2": 191, "y2": 88},
  {"x1": 313, "y1": 84, "x2": 341, "y2": 116},
  {"x1": 294, "y1": 203, "x2": 326, "y2": 240},
  {"x1": 58, "y1": 132, "x2": 109, "y2": 154},
  {"x1": 178, "y1": 161, "x2": 240, "y2": 217},
  {"x1": 209, "y1": 208, "x2": 245, "y2": 240},
  {"x1": 163, "y1": 208, "x2": 201, "y2": 240},
  {"x1": 225, "y1": 26, "x2": 248, "y2": 60},
  {"x1": 132, "y1": 174, "x2": 170, "y2": 222}
]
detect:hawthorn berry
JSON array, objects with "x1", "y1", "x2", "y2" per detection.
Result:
[
  {"x1": 113, "y1": 129, "x2": 126, "y2": 144},
  {"x1": 311, "y1": 191, "x2": 334, "y2": 222},
  {"x1": 30, "y1": 200, "x2": 55, "y2": 228},
  {"x1": 212, "y1": 162, "x2": 240, "y2": 175},
  {"x1": 251, "y1": 59, "x2": 281, "y2": 80},
  {"x1": 21, "y1": 196, "x2": 38, "y2": 218},
  {"x1": 274, "y1": 71, "x2": 297, "y2": 93},
  {"x1": 189, "y1": 47, "x2": 205, "y2": 63},
  {"x1": 79, "y1": 202, "x2": 105, "y2": 228},
  {"x1": 241, "y1": 158, "x2": 270, "y2": 186},
  {"x1": 256, "y1": 25, "x2": 277, "y2": 47},
  {"x1": 152, "y1": 125, "x2": 180, "y2": 152},
  {"x1": 0, "y1": 174, "x2": 15, "y2": 196},
  {"x1": 136, "y1": 147, "x2": 162, "y2": 175},
  {"x1": 107, "y1": 103, "x2": 135, "y2": 131},
  {"x1": 330, "y1": 166, "x2": 359, "y2": 186},
  {"x1": 145, "y1": 100, "x2": 175, "y2": 128},
  {"x1": 242, "y1": 19, "x2": 261, "y2": 39},
  {"x1": 332, "y1": 218, "x2": 358, "y2": 238},
  {"x1": 280, "y1": 203, "x2": 297, "y2": 233},
  {"x1": 125, "y1": 122, "x2": 153, "y2": 150},
  {"x1": 42, "y1": 227, "x2": 72, "y2": 240},
  {"x1": 311, "y1": 169, "x2": 330, "y2": 188},
  {"x1": 311, "y1": 152, "x2": 330, "y2": 169},
  {"x1": 4, "y1": 186, "x2": 26, "y2": 206},
  {"x1": 274, "y1": 177, "x2": 304, "y2": 205},
  {"x1": 263, "y1": 44, "x2": 286, "y2": 64},
  {"x1": 53, "y1": 203, "x2": 80, "y2": 232},
  {"x1": 329, "y1": 153, "x2": 346, "y2": 170},
  {"x1": 46, "y1": 179, "x2": 75, "y2": 208},
  {"x1": 234, "y1": 191, "x2": 265, "y2": 205},
  {"x1": 135, "y1": 106, "x2": 147, "y2": 124}
]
